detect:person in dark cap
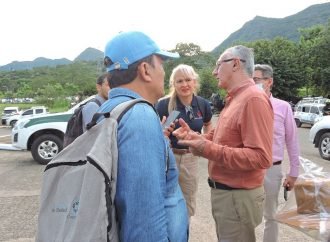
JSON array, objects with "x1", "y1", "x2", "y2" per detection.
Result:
[{"x1": 98, "y1": 31, "x2": 188, "y2": 242}]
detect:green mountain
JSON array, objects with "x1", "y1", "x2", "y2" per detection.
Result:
[
  {"x1": 2, "y1": 3, "x2": 329, "y2": 71},
  {"x1": 74, "y1": 47, "x2": 103, "y2": 62},
  {"x1": 0, "y1": 47, "x2": 103, "y2": 71},
  {"x1": 213, "y1": 2, "x2": 330, "y2": 54},
  {"x1": 0, "y1": 57, "x2": 72, "y2": 71}
]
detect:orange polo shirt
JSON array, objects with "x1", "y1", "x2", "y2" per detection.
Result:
[{"x1": 203, "y1": 79, "x2": 273, "y2": 189}]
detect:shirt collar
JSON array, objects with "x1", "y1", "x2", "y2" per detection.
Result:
[
  {"x1": 109, "y1": 87, "x2": 142, "y2": 100},
  {"x1": 176, "y1": 94, "x2": 198, "y2": 109},
  {"x1": 226, "y1": 79, "x2": 255, "y2": 102},
  {"x1": 95, "y1": 94, "x2": 106, "y2": 104}
]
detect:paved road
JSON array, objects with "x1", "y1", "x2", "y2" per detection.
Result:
[
  {"x1": 0, "y1": 126, "x2": 11, "y2": 138},
  {"x1": 0, "y1": 123, "x2": 328, "y2": 242}
]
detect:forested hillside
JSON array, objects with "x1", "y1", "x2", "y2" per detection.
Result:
[
  {"x1": 0, "y1": 10, "x2": 329, "y2": 109},
  {"x1": 0, "y1": 48, "x2": 103, "y2": 71},
  {"x1": 213, "y1": 2, "x2": 330, "y2": 54}
]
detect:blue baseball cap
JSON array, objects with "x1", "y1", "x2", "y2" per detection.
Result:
[{"x1": 104, "y1": 31, "x2": 179, "y2": 72}]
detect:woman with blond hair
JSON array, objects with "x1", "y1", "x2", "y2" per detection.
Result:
[{"x1": 156, "y1": 64, "x2": 213, "y2": 219}]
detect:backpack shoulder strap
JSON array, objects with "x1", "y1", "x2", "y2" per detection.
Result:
[
  {"x1": 111, "y1": 99, "x2": 155, "y2": 122},
  {"x1": 77, "y1": 97, "x2": 100, "y2": 108},
  {"x1": 91, "y1": 98, "x2": 102, "y2": 107},
  {"x1": 113, "y1": 99, "x2": 170, "y2": 174},
  {"x1": 86, "y1": 99, "x2": 154, "y2": 130}
]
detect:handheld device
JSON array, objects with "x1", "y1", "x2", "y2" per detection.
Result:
[
  {"x1": 162, "y1": 110, "x2": 180, "y2": 129},
  {"x1": 284, "y1": 186, "x2": 289, "y2": 201}
]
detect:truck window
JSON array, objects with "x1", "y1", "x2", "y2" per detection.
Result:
[
  {"x1": 23, "y1": 110, "x2": 33, "y2": 115},
  {"x1": 302, "y1": 106, "x2": 311, "y2": 113},
  {"x1": 310, "y1": 106, "x2": 318, "y2": 114}
]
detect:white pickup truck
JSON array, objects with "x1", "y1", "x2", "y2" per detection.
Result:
[
  {"x1": 1, "y1": 106, "x2": 20, "y2": 125},
  {"x1": 6, "y1": 106, "x2": 48, "y2": 127},
  {"x1": 11, "y1": 96, "x2": 95, "y2": 165}
]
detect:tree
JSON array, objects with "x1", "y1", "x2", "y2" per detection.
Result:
[
  {"x1": 198, "y1": 68, "x2": 219, "y2": 99},
  {"x1": 163, "y1": 49, "x2": 220, "y2": 99},
  {"x1": 310, "y1": 21, "x2": 330, "y2": 97},
  {"x1": 1, "y1": 25, "x2": 328, "y2": 103},
  {"x1": 173, "y1": 43, "x2": 203, "y2": 57},
  {"x1": 17, "y1": 83, "x2": 33, "y2": 98},
  {"x1": 298, "y1": 24, "x2": 324, "y2": 96},
  {"x1": 247, "y1": 38, "x2": 303, "y2": 101}
]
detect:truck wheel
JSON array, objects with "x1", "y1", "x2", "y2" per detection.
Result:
[
  {"x1": 31, "y1": 134, "x2": 63, "y2": 165},
  {"x1": 10, "y1": 120, "x2": 17, "y2": 128},
  {"x1": 295, "y1": 118, "x2": 301, "y2": 128},
  {"x1": 318, "y1": 133, "x2": 330, "y2": 161}
]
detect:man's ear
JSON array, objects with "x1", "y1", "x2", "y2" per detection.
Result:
[
  {"x1": 232, "y1": 59, "x2": 240, "y2": 72},
  {"x1": 269, "y1": 78, "x2": 274, "y2": 88},
  {"x1": 137, "y1": 62, "x2": 152, "y2": 82},
  {"x1": 96, "y1": 83, "x2": 101, "y2": 92}
]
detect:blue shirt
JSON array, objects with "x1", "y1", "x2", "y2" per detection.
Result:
[
  {"x1": 156, "y1": 95, "x2": 212, "y2": 149},
  {"x1": 98, "y1": 88, "x2": 188, "y2": 242},
  {"x1": 82, "y1": 94, "x2": 105, "y2": 132}
]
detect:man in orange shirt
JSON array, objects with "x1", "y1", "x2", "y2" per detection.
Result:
[{"x1": 173, "y1": 45, "x2": 273, "y2": 241}]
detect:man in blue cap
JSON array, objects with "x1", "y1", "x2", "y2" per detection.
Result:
[{"x1": 99, "y1": 31, "x2": 188, "y2": 242}]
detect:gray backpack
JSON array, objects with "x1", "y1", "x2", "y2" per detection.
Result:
[{"x1": 36, "y1": 99, "x2": 152, "y2": 242}]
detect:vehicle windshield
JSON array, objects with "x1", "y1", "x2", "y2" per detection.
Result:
[{"x1": 4, "y1": 110, "x2": 17, "y2": 114}]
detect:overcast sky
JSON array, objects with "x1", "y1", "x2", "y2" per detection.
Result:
[{"x1": 0, "y1": 0, "x2": 328, "y2": 66}]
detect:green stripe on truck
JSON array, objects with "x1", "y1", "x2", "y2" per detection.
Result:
[{"x1": 24, "y1": 113, "x2": 72, "y2": 128}]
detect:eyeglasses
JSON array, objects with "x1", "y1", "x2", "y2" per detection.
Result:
[
  {"x1": 253, "y1": 77, "x2": 269, "y2": 83},
  {"x1": 175, "y1": 78, "x2": 193, "y2": 85},
  {"x1": 215, "y1": 58, "x2": 246, "y2": 72}
]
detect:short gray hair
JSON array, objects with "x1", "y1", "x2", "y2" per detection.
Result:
[
  {"x1": 226, "y1": 45, "x2": 254, "y2": 77},
  {"x1": 254, "y1": 64, "x2": 273, "y2": 78}
]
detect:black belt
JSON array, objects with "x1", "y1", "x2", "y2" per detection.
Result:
[
  {"x1": 273, "y1": 161, "x2": 282, "y2": 166},
  {"x1": 208, "y1": 178, "x2": 239, "y2": 190}
]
